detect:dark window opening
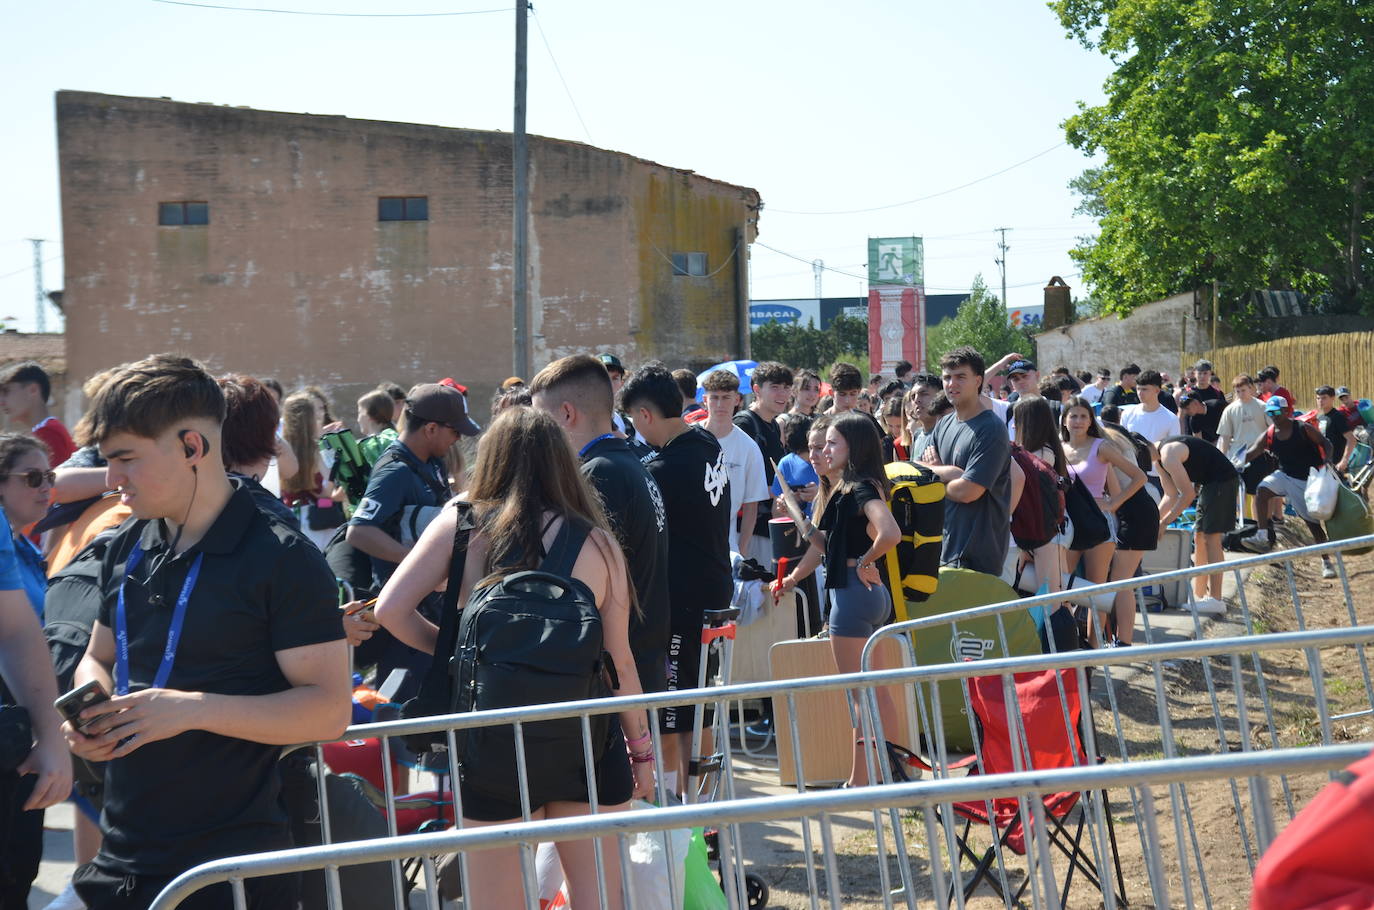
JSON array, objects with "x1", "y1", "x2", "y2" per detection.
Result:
[
  {"x1": 159, "y1": 202, "x2": 209, "y2": 226},
  {"x1": 379, "y1": 196, "x2": 429, "y2": 222},
  {"x1": 672, "y1": 252, "x2": 708, "y2": 276}
]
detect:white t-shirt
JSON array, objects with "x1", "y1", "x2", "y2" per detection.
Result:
[
  {"x1": 1080, "y1": 384, "x2": 1104, "y2": 405},
  {"x1": 1217, "y1": 397, "x2": 1268, "y2": 461},
  {"x1": 1120, "y1": 404, "x2": 1181, "y2": 474},
  {"x1": 714, "y1": 425, "x2": 770, "y2": 553}
]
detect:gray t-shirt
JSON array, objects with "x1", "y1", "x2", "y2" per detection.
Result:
[{"x1": 931, "y1": 407, "x2": 1012, "y2": 575}]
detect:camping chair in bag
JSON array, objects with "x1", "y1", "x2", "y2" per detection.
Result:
[{"x1": 946, "y1": 668, "x2": 1127, "y2": 907}]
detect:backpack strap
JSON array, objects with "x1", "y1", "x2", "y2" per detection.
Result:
[
  {"x1": 538, "y1": 518, "x2": 592, "y2": 578},
  {"x1": 429, "y1": 503, "x2": 474, "y2": 683},
  {"x1": 375, "y1": 445, "x2": 452, "y2": 505}
]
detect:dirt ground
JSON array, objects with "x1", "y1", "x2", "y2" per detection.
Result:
[{"x1": 741, "y1": 531, "x2": 1374, "y2": 909}]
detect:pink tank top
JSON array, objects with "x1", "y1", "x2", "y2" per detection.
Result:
[{"x1": 1070, "y1": 438, "x2": 1109, "y2": 499}]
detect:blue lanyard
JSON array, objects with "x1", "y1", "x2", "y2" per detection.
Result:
[
  {"x1": 114, "y1": 540, "x2": 204, "y2": 696},
  {"x1": 579, "y1": 433, "x2": 618, "y2": 459}
]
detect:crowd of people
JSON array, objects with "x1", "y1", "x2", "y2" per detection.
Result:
[{"x1": 0, "y1": 343, "x2": 1363, "y2": 910}]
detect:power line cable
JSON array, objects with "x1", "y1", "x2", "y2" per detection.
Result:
[
  {"x1": 648, "y1": 241, "x2": 738, "y2": 279},
  {"x1": 531, "y1": 10, "x2": 593, "y2": 144},
  {"x1": 0, "y1": 255, "x2": 62, "y2": 283},
  {"x1": 752, "y1": 241, "x2": 1075, "y2": 292},
  {"x1": 149, "y1": 0, "x2": 511, "y2": 17},
  {"x1": 768, "y1": 142, "x2": 1068, "y2": 216}
]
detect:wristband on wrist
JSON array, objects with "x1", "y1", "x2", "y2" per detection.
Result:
[
  {"x1": 625, "y1": 731, "x2": 651, "y2": 747},
  {"x1": 629, "y1": 753, "x2": 656, "y2": 764}
]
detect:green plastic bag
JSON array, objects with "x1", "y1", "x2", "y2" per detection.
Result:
[
  {"x1": 682, "y1": 827, "x2": 726, "y2": 910},
  {"x1": 1325, "y1": 482, "x2": 1374, "y2": 556}
]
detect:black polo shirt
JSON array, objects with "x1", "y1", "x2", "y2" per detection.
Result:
[
  {"x1": 96, "y1": 479, "x2": 343, "y2": 876},
  {"x1": 733, "y1": 408, "x2": 785, "y2": 539},
  {"x1": 580, "y1": 436, "x2": 671, "y2": 691}
]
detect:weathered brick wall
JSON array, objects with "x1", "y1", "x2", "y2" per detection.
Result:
[
  {"x1": 1034, "y1": 292, "x2": 1239, "y2": 378},
  {"x1": 57, "y1": 91, "x2": 759, "y2": 423}
]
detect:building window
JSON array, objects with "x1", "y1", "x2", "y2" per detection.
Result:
[
  {"x1": 672, "y1": 252, "x2": 708, "y2": 276},
  {"x1": 378, "y1": 196, "x2": 429, "y2": 222},
  {"x1": 158, "y1": 202, "x2": 209, "y2": 225}
]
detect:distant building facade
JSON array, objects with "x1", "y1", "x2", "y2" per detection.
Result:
[{"x1": 57, "y1": 91, "x2": 760, "y2": 418}]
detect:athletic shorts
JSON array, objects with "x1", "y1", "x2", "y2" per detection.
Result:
[
  {"x1": 1259, "y1": 470, "x2": 1315, "y2": 521},
  {"x1": 1196, "y1": 475, "x2": 1241, "y2": 534},
  {"x1": 661, "y1": 620, "x2": 703, "y2": 734},
  {"x1": 74, "y1": 857, "x2": 298, "y2": 910},
  {"x1": 1113, "y1": 489, "x2": 1160, "y2": 552},
  {"x1": 827, "y1": 574, "x2": 892, "y2": 639}
]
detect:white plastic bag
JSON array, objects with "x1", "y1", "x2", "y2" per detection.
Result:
[
  {"x1": 1305, "y1": 465, "x2": 1339, "y2": 521},
  {"x1": 627, "y1": 800, "x2": 691, "y2": 910}
]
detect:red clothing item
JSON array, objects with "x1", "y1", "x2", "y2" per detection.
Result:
[{"x1": 32, "y1": 416, "x2": 75, "y2": 467}]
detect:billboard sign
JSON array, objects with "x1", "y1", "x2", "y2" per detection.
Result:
[
  {"x1": 749, "y1": 298, "x2": 823, "y2": 329},
  {"x1": 866, "y1": 237, "x2": 925, "y2": 374},
  {"x1": 1009, "y1": 305, "x2": 1044, "y2": 330}
]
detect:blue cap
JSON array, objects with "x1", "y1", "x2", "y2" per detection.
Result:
[
  {"x1": 1264, "y1": 396, "x2": 1287, "y2": 414},
  {"x1": 1007, "y1": 359, "x2": 1036, "y2": 376}
]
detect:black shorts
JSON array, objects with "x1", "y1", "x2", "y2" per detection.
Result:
[
  {"x1": 1241, "y1": 453, "x2": 1277, "y2": 495},
  {"x1": 1114, "y1": 489, "x2": 1160, "y2": 552},
  {"x1": 74, "y1": 856, "x2": 298, "y2": 910},
  {"x1": 662, "y1": 623, "x2": 702, "y2": 734},
  {"x1": 460, "y1": 719, "x2": 633, "y2": 822},
  {"x1": 1197, "y1": 475, "x2": 1241, "y2": 535}
]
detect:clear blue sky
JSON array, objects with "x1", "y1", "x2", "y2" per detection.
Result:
[{"x1": 0, "y1": 0, "x2": 1113, "y2": 334}]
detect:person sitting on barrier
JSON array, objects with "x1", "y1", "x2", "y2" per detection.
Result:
[
  {"x1": 61, "y1": 353, "x2": 351, "y2": 910},
  {"x1": 1239, "y1": 397, "x2": 1337, "y2": 578},
  {"x1": 374, "y1": 407, "x2": 652, "y2": 910},
  {"x1": 772, "y1": 412, "x2": 904, "y2": 787}
]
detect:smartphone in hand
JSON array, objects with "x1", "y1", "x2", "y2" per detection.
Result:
[{"x1": 54, "y1": 680, "x2": 113, "y2": 732}]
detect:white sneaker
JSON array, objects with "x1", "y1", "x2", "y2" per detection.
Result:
[
  {"x1": 1191, "y1": 597, "x2": 1227, "y2": 615},
  {"x1": 1322, "y1": 562, "x2": 1337, "y2": 579},
  {"x1": 43, "y1": 881, "x2": 85, "y2": 910}
]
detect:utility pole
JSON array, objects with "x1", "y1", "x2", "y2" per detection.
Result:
[
  {"x1": 26, "y1": 239, "x2": 46, "y2": 333},
  {"x1": 994, "y1": 227, "x2": 1011, "y2": 306},
  {"x1": 512, "y1": 1, "x2": 531, "y2": 378},
  {"x1": 812, "y1": 259, "x2": 823, "y2": 299}
]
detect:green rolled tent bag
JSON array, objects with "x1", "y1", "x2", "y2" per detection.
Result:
[
  {"x1": 1324, "y1": 483, "x2": 1374, "y2": 556},
  {"x1": 897, "y1": 567, "x2": 1042, "y2": 753}
]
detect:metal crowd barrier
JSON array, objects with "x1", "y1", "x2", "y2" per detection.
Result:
[
  {"x1": 149, "y1": 742, "x2": 1372, "y2": 910},
  {"x1": 148, "y1": 617, "x2": 1374, "y2": 910},
  {"x1": 856, "y1": 534, "x2": 1374, "y2": 908}
]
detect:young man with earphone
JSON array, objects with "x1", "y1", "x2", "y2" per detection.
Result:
[{"x1": 59, "y1": 354, "x2": 351, "y2": 910}]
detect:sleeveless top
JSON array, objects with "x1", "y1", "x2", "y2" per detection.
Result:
[{"x1": 1069, "y1": 438, "x2": 1109, "y2": 499}]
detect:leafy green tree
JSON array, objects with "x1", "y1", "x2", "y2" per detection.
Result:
[
  {"x1": 1054, "y1": 0, "x2": 1374, "y2": 315},
  {"x1": 924, "y1": 275, "x2": 1032, "y2": 369},
  {"x1": 751, "y1": 314, "x2": 869, "y2": 371}
]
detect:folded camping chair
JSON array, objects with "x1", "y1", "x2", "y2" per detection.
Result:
[{"x1": 946, "y1": 668, "x2": 1127, "y2": 908}]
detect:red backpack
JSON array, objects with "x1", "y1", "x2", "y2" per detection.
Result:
[
  {"x1": 1009, "y1": 444, "x2": 1067, "y2": 551},
  {"x1": 1251, "y1": 748, "x2": 1374, "y2": 909}
]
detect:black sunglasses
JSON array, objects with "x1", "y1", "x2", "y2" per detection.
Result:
[{"x1": 1, "y1": 469, "x2": 55, "y2": 488}]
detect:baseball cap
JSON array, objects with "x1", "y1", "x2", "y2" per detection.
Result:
[
  {"x1": 438, "y1": 378, "x2": 468, "y2": 396},
  {"x1": 406, "y1": 383, "x2": 482, "y2": 436},
  {"x1": 1264, "y1": 396, "x2": 1287, "y2": 415},
  {"x1": 1336, "y1": 386, "x2": 1351, "y2": 397},
  {"x1": 598, "y1": 353, "x2": 625, "y2": 374},
  {"x1": 501, "y1": 376, "x2": 525, "y2": 390},
  {"x1": 1178, "y1": 391, "x2": 1197, "y2": 406},
  {"x1": 1007, "y1": 359, "x2": 1036, "y2": 376}
]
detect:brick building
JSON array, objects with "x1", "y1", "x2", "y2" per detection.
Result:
[{"x1": 56, "y1": 91, "x2": 760, "y2": 422}]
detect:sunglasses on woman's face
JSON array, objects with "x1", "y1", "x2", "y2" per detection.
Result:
[{"x1": 1, "y1": 469, "x2": 56, "y2": 488}]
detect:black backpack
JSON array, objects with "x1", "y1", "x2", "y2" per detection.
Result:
[
  {"x1": 402, "y1": 507, "x2": 617, "y2": 806},
  {"x1": 44, "y1": 531, "x2": 116, "y2": 693}
]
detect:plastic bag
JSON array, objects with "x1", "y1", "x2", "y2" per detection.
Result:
[
  {"x1": 683, "y1": 827, "x2": 727, "y2": 910},
  {"x1": 626, "y1": 802, "x2": 691, "y2": 910},
  {"x1": 1305, "y1": 465, "x2": 1339, "y2": 521}
]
